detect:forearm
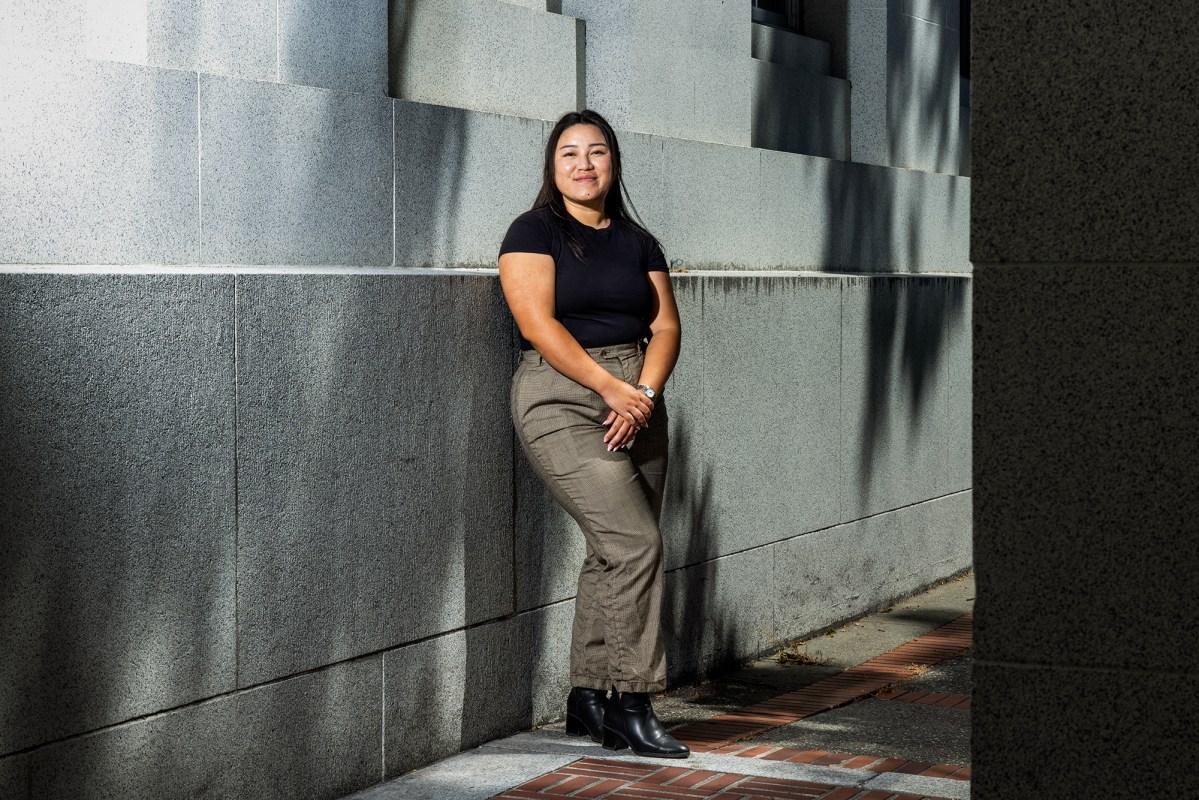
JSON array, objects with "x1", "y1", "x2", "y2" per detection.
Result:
[
  {"x1": 636, "y1": 326, "x2": 680, "y2": 395},
  {"x1": 523, "y1": 319, "x2": 621, "y2": 395}
]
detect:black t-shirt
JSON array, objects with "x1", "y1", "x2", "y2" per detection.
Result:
[{"x1": 499, "y1": 206, "x2": 668, "y2": 350}]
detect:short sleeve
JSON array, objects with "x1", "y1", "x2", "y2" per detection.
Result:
[
  {"x1": 646, "y1": 239, "x2": 668, "y2": 273},
  {"x1": 499, "y1": 212, "x2": 554, "y2": 258}
]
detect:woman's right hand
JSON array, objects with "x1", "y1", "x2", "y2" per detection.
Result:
[{"x1": 600, "y1": 379, "x2": 654, "y2": 447}]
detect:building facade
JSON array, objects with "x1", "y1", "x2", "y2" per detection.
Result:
[{"x1": 0, "y1": 2, "x2": 971, "y2": 797}]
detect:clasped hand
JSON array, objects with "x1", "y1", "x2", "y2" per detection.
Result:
[{"x1": 601, "y1": 380, "x2": 653, "y2": 451}]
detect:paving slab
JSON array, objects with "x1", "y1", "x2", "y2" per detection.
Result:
[{"x1": 341, "y1": 574, "x2": 974, "y2": 800}]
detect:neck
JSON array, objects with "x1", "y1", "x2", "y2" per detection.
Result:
[{"x1": 563, "y1": 196, "x2": 609, "y2": 229}]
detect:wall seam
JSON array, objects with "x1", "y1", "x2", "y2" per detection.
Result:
[
  {"x1": 380, "y1": 654, "x2": 387, "y2": 780},
  {"x1": 233, "y1": 276, "x2": 241, "y2": 689},
  {"x1": 391, "y1": 101, "x2": 397, "y2": 268},
  {"x1": 197, "y1": 72, "x2": 202, "y2": 263}
]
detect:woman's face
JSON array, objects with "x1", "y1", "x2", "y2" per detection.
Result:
[{"x1": 553, "y1": 123, "x2": 612, "y2": 207}]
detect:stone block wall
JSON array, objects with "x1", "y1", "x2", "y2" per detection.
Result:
[
  {"x1": 0, "y1": 2, "x2": 972, "y2": 798},
  {"x1": 972, "y1": 2, "x2": 1198, "y2": 796}
]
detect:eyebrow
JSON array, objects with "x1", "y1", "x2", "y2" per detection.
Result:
[{"x1": 557, "y1": 142, "x2": 608, "y2": 151}]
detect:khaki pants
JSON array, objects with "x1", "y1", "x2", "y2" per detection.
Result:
[{"x1": 510, "y1": 342, "x2": 669, "y2": 693}]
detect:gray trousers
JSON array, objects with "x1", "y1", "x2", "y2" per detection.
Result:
[{"x1": 510, "y1": 342, "x2": 669, "y2": 693}]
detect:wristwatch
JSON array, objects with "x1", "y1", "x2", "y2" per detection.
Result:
[{"x1": 636, "y1": 384, "x2": 657, "y2": 400}]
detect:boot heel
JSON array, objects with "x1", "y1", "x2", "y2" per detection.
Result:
[
  {"x1": 565, "y1": 713, "x2": 588, "y2": 737},
  {"x1": 601, "y1": 726, "x2": 627, "y2": 751}
]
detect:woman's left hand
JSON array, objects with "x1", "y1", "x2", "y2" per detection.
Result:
[{"x1": 602, "y1": 408, "x2": 646, "y2": 451}]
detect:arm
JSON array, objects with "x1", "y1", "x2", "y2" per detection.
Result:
[
  {"x1": 498, "y1": 251, "x2": 654, "y2": 431},
  {"x1": 603, "y1": 271, "x2": 682, "y2": 448}
]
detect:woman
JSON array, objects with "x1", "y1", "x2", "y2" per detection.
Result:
[{"x1": 498, "y1": 109, "x2": 688, "y2": 759}]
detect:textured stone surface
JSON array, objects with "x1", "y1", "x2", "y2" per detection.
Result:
[
  {"x1": 383, "y1": 602, "x2": 573, "y2": 778},
  {"x1": 563, "y1": 0, "x2": 751, "y2": 146},
  {"x1": 235, "y1": 274, "x2": 515, "y2": 684},
  {"x1": 0, "y1": 274, "x2": 236, "y2": 755},
  {"x1": 395, "y1": 101, "x2": 545, "y2": 268},
  {"x1": 750, "y1": 60, "x2": 849, "y2": 160},
  {"x1": 751, "y1": 24, "x2": 831, "y2": 73},
  {"x1": 749, "y1": 699, "x2": 970, "y2": 765},
  {"x1": 773, "y1": 493, "x2": 972, "y2": 640},
  {"x1": 805, "y1": 1, "x2": 889, "y2": 166},
  {"x1": 28, "y1": 657, "x2": 381, "y2": 800},
  {"x1": 658, "y1": 138, "x2": 761, "y2": 268},
  {"x1": 199, "y1": 75, "x2": 392, "y2": 266},
  {"x1": 757, "y1": 150, "x2": 834, "y2": 270},
  {"x1": 943, "y1": 276, "x2": 971, "y2": 492},
  {"x1": 829, "y1": 161, "x2": 971, "y2": 273},
  {"x1": 663, "y1": 545, "x2": 776, "y2": 683},
  {"x1": 973, "y1": 663, "x2": 1199, "y2": 798},
  {"x1": 972, "y1": 2, "x2": 1199, "y2": 262},
  {"x1": 0, "y1": 53, "x2": 198, "y2": 265},
  {"x1": 150, "y1": 0, "x2": 277, "y2": 80},
  {"x1": 973, "y1": 265, "x2": 1199, "y2": 672},
  {"x1": 0, "y1": 754, "x2": 28, "y2": 800},
  {"x1": 842, "y1": 276, "x2": 962, "y2": 520},
  {"x1": 676, "y1": 276, "x2": 842, "y2": 561},
  {"x1": 513, "y1": 447, "x2": 586, "y2": 610},
  {"x1": 887, "y1": 11, "x2": 961, "y2": 174},
  {"x1": 278, "y1": 0, "x2": 389, "y2": 93},
  {"x1": 559, "y1": 0, "x2": 636, "y2": 131},
  {"x1": 390, "y1": 0, "x2": 579, "y2": 120}
]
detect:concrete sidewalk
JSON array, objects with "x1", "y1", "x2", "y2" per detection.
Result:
[{"x1": 343, "y1": 574, "x2": 974, "y2": 800}]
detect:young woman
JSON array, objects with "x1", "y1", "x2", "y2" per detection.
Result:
[{"x1": 498, "y1": 109, "x2": 687, "y2": 759}]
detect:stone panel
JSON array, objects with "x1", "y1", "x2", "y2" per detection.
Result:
[
  {"x1": 149, "y1": 0, "x2": 277, "y2": 81},
  {"x1": 773, "y1": 493, "x2": 971, "y2": 641},
  {"x1": 682, "y1": 276, "x2": 842, "y2": 561},
  {"x1": 751, "y1": 24, "x2": 831, "y2": 74},
  {"x1": 757, "y1": 149, "x2": 834, "y2": 270},
  {"x1": 28, "y1": 658, "x2": 381, "y2": 800},
  {"x1": 615, "y1": 131, "x2": 669, "y2": 248},
  {"x1": 563, "y1": 0, "x2": 751, "y2": 146},
  {"x1": 750, "y1": 60, "x2": 849, "y2": 161},
  {"x1": 278, "y1": 0, "x2": 389, "y2": 94},
  {"x1": 390, "y1": 0, "x2": 579, "y2": 120},
  {"x1": 943, "y1": 276, "x2": 970, "y2": 492},
  {"x1": 0, "y1": 274, "x2": 236, "y2": 755},
  {"x1": 235, "y1": 274, "x2": 515, "y2": 684},
  {"x1": 663, "y1": 546, "x2": 775, "y2": 683},
  {"x1": 887, "y1": 11, "x2": 961, "y2": 174},
  {"x1": 973, "y1": 264, "x2": 1199, "y2": 672},
  {"x1": 199, "y1": 75, "x2": 392, "y2": 266},
  {"x1": 512, "y1": 449, "x2": 586, "y2": 611},
  {"x1": 0, "y1": 754, "x2": 28, "y2": 800},
  {"x1": 0, "y1": 53, "x2": 198, "y2": 265},
  {"x1": 658, "y1": 138, "x2": 761, "y2": 269},
  {"x1": 973, "y1": 663, "x2": 1199, "y2": 798},
  {"x1": 658, "y1": 276, "x2": 707, "y2": 570},
  {"x1": 971, "y1": 3, "x2": 1199, "y2": 262},
  {"x1": 394, "y1": 102, "x2": 545, "y2": 269},
  {"x1": 383, "y1": 602, "x2": 573, "y2": 778},
  {"x1": 841, "y1": 276, "x2": 956, "y2": 520}
]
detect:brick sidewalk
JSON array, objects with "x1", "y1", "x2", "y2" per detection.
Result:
[{"x1": 493, "y1": 615, "x2": 973, "y2": 800}]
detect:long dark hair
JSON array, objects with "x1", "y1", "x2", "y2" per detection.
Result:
[{"x1": 533, "y1": 109, "x2": 664, "y2": 261}]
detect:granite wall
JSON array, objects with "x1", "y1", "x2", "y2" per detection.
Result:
[
  {"x1": 0, "y1": 1, "x2": 972, "y2": 797},
  {"x1": 972, "y1": 2, "x2": 1199, "y2": 797}
]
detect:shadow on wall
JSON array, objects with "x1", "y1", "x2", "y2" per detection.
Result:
[
  {"x1": 389, "y1": 0, "x2": 471, "y2": 269},
  {"x1": 661, "y1": 421, "x2": 739, "y2": 688}
]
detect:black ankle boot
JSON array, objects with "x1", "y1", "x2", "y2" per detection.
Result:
[
  {"x1": 601, "y1": 689, "x2": 690, "y2": 758},
  {"x1": 565, "y1": 687, "x2": 608, "y2": 743}
]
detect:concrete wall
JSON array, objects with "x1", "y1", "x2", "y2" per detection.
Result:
[
  {"x1": 972, "y1": 3, "x2": 1198, "y2": 797},
  {"x1": 0, "y1": 2, "x2": 971, "y2": 798}
]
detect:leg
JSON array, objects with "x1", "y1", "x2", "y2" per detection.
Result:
[{"x1": 520, "y1": 420, "x2": 667, "y2": 693}]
